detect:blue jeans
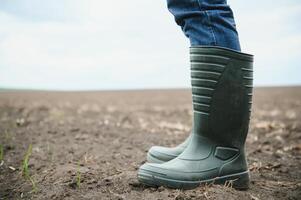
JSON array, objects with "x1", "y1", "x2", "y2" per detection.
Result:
[{"x1": 167, "y1": 0, "x2": 241, "y2": 51}]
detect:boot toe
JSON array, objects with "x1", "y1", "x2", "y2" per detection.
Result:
[
  {"x1": 138, "y1": 161, "x2": 201, "y2": 189},
  {"x1": 147, "y1": 146, "x2": 179, "y2": 163},
  {"x1": 138, "y1": 162, "x2": 169, "y2": 187}
]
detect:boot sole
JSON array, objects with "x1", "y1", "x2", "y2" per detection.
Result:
[{"x1": 138, "y1": 170, "x2": 250, "y2": 190}]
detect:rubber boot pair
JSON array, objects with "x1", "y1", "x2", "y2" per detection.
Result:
[{"x1": 138, "y1": 46, "x2": 254, "y2": 189}]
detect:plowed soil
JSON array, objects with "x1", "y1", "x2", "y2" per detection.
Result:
[{"x1": 0, "y1": 87, "x2": 300, "y2": 199}]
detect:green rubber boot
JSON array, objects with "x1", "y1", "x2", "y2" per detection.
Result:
[
  {"x1": 147, "y1": 134, "x2": 191, "y2": 163},
  {"x1": 138, "y1": 46, "x2": 254, "y2": 190}
]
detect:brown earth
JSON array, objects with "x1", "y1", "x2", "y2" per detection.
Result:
[{"x1": 0, "y1": 87, "x2": 300, "y2": 200}]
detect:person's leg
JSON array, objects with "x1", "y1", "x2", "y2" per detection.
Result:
[
  {"x1": 146, "y1": 0, "x2": 241, "y2": 164},
  {"x1": 139, "y1": 0, "x2": 255, "y2": 189},
  {"x1": 167, "y1": 0, "x2": 241, "y2": 51}
]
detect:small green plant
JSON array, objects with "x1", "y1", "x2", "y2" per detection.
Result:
[
  {"x1": 76, "y1": 161, "x2": 81, "y2": 188},
  {"x1": 0, "y1": 144, "x2": 3, "y2": 162},
  {"x1": 29, "y1": 176, "x2": 37, "y2": 193},
  {"x1": 21, "y1": 144, "x2": 37, "y2": 192},
  {"x1": 22, "y1": 144, "x2": 32, "y2": 178}
]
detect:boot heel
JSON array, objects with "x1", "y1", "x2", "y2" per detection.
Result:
[
  {"x1": 232, "y1": 171, "x2": 250, "y2": 190},
  {"x1": 216, "y1": 171, "x2": 250, "y2": 190}
]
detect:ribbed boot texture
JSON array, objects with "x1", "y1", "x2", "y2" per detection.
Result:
[{"x1": 138, "y1": 47, "x2": 254, "y2": 190}]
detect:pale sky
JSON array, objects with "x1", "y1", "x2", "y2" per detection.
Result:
[{"x1": 0, "y1": 0, "x2": 300, "y2": 90}]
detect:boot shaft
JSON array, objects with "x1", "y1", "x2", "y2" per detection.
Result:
[{"x1": 190, "y1": 47, "x2": 253, "y2": 148}]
